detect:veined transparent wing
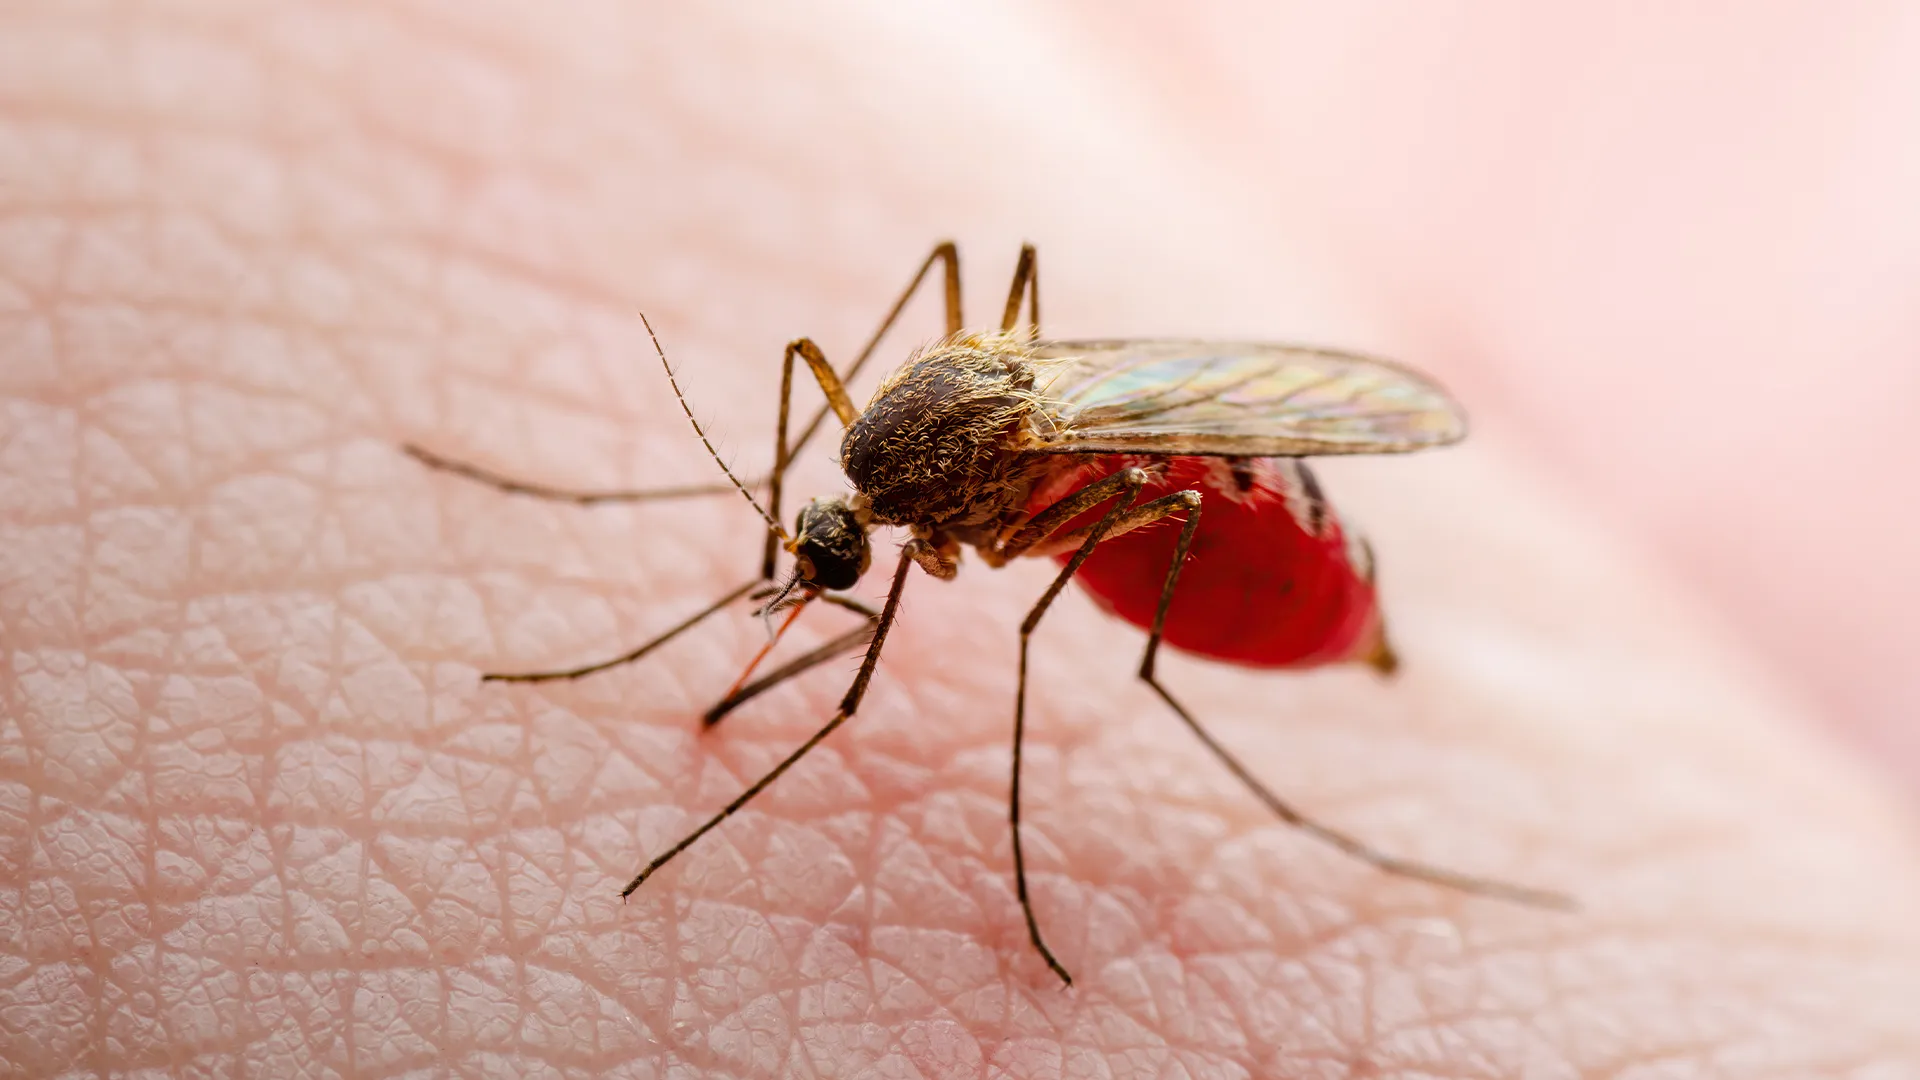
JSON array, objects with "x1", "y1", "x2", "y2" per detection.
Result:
[{"x1": 1023, "y1": 339, "x2": 1467, "y2": 457}]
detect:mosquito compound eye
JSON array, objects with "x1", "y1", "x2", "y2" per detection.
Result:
[{"x1": 792, "y1": 497, "x2": 870, "y2": 591}]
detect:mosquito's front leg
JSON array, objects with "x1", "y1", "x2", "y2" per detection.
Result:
[
  {"x1": 696, "y1": 533, "x2": 948, "y2": 724},
  {"x1": 405, "y1": 317, "x2": 796, "y2": 514},
  {"x1": 1000, "y1": 242, "x2": 1040, "y2": 339},
  {"x1": 781, "y1": 240, "x2": 1040, "y2": 461},
  {"x1": 620, "y1": 543, "x2": 920, "y2": 898},
  {"x1": 782, "y1": 242, "x2": 964, "y2": 469},
  {"x1": 701, "y1": 593, "x2": 880, "y2": 728},
  {"x1": 454, "y1": 324, "x2": 828, "y2": 683},
  {"x1": 1131, "y1": 498, "x2": 1576, "y2": 911},
  {"x1": 401, "y1": 443, "x2": 759, "y2": 505},
  {"x1": 784, "y1": 337, "x2": 859, "y2": 429},
  {"x1": 482, "y1": 579, "x2": 764, "y2": 684}
]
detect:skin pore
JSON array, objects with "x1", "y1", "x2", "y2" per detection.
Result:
[{"x1": 4, "y1": 4, "x2": 1920, "y2": 1077}]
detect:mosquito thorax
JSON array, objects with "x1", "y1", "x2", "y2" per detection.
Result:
[
  {"x1": 790, "y1": 496, "x2": 870, "y2": 591},
  {"x1": 840, "y1": 335, "x2": 1040, "y2": 527}
]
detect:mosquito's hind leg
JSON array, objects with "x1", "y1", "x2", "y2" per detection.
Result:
[{"x1": 1133, "y1": 502, "x2": 1575, "y2": 911}]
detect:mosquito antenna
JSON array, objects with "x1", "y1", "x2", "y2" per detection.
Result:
[{"x1": 641, "y1": 311, "x2": 788, "y2": 540}]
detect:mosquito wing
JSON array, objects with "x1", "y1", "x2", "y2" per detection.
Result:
[{"x1": 1023, "y1": 339, "x2": 1467, "y2": 457}]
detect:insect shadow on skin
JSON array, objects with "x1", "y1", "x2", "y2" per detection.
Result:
[{"x1": 404, "y1": 241, "x2": 1575, "y2": 987}]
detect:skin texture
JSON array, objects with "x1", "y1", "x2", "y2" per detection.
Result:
[{"x1": 4, "y1": 3, "x2": 1920, "y2": 1078}]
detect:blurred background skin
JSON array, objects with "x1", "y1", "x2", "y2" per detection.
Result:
[{"x1": 6, "y1": 1, "x2": 1920, "y2": 1075}]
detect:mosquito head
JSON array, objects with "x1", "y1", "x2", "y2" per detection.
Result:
[{"x1": 788, "y1": 496, "x2": 870, "y2": 591}]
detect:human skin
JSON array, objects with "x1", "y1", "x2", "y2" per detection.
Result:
[{"x1": 4, "y1": 3, "x2": 1920, "y2": 1078}]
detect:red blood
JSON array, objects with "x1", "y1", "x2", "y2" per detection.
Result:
[{"x1": 1024, "y1": 456, "x2": 1387, "y2": 670}]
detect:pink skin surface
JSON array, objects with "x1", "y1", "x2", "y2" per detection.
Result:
[{"x1": 4, "y1": 4, "x2": 1920, "y2": 1078}]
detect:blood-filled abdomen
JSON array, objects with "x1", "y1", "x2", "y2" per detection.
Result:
[{"x1": 1023, "y1": 456, "x2": 1392, "y2": 671}]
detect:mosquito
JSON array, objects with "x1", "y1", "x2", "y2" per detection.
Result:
[{"x1": 405, "y1": 242, "x2": 1572, "y2": 986}]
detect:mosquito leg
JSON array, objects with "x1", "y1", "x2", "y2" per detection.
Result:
[
  {"x1": 1134, "y1": 504, "x2": 1576, "y2": 911},
  {"x1": 764, "y1": 240, "x2": 969, "y2": 569},
  {"x1": 817, "y1": 593, "x2": 882, "y2": 620},
  {"x1": 426, "y1": 313, "x2": 812, "y2": 677},
  {"x1": 484, "y1": 579, "x2": 761, "y2": 683},
  {"x1": 1021, "y1": 495, "x2": 1196, "y2": 559},
  {"x1": 1352, "y1": 536, "x2": 1401, "y2": 676},
  {"x1": 786, "y1": 337, "x2": 861, "y2": 429},
  {"x1": 999, "y1": 242, "x2": 1040, "y2": 339},
  {"x1": 403, "y1": 443, "x2": 761, "y2": 505},
  {"x1": 703, "y1": 594, "x2": 883, "y2": 727},
  {"x1": 1008, "y1": 467, "x2": 1174, "y2": 986},
  {"x1": 784, "y1": 242, "x2": 965, "y2": 466},
  {"x1": 995, "y1": 465, "x2": 1143, "y2": 562},
  {"x1": 703, "y1": 620, "x2": 876, "y2": 727},
  {"x1": 413, "y1": 237, "x2": 961, "y2": 547},
  {"x1": 997, "y1": 466, "x2": 1195, "y2": 565},
  {"x1": 621, "y1": 544, "x2": 919, "y2": 898},
  {"x1": 762, "y1": 333, "x2": 803, "y2": 578}
]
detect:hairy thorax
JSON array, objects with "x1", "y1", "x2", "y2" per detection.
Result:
[{"x1": 840, "y1": 333, "x2": 1046, "y2": 528}]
